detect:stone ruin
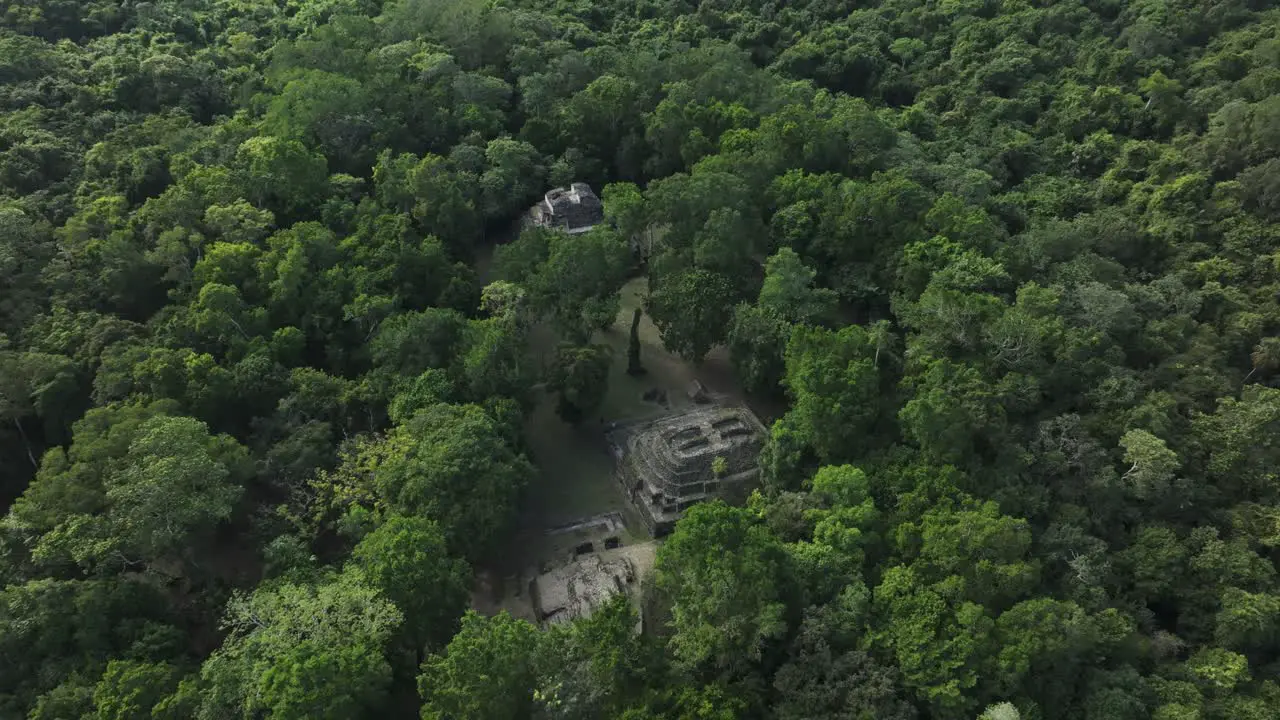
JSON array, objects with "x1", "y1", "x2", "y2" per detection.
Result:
[
  {"x1": 531, "y1": 553, "x2": 636, "y2": 627},
  {"x1": 524, "y1": 512, "x2": 645, "y2": 628},
  {"x1": 528, "y1": 182, "x2": 604, "y2": 234},
  {"x1": 611, "y1": 405, "x2": 767, "y2": 535}
]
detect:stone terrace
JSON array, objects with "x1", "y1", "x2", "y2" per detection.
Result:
[{"x1": 611, "y1": 405, "x2": 766, "y2": 535}]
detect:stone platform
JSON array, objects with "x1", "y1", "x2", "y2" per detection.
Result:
[{"x1": 609, "y1": 404, "x2": 766, "y2": 535}]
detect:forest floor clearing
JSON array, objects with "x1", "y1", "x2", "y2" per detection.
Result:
[{"x1": 474, "y1": 276, "x2": 756, "y2": 621}]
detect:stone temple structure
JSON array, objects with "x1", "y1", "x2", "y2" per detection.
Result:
[
  {"x1": 529, "y1": 182, "x2": 604, "y2": 234},
  {"x1": 612, "y1": 405, "x2": 767, "y2": 535}
]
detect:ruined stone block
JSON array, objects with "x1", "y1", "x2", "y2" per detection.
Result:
[
  {"x1": 611, "y1": 404, "x2": 766, "y2": 535},
  {"x1": 528, "y1": 182, "x2": 604, "y2": 234}
]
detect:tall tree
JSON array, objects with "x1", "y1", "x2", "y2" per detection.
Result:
[
  {"x1": 655, "y1": 502, "x2": 794, "y2": 676},
  {"x1": 347, "y1": 514, "x2": 470, "y2": 659},
  {"x1": 325, "y1": 402, "x2": 534, "y2": 562},
  {"x1": 199, "y1": 571, "x2": 401, "y2": 720},
  {"x1": 781, "y1": 324, "x2": 882, "y2": 463},
  {"x1": 647, "y1": 269, "x2": 738, "y2": 363},
  {"x1": 758, "y1": 248, "x2": 838, "y2": 325},
  {"x1": 547, "y1": 343, "x2": 613, "y2": 423},
  {"x1": 418, "y1": 611, "x2": 541, "y2": 720},
  {"x1": 7, "y1": 404, "x2": 250, "y2": 576}
]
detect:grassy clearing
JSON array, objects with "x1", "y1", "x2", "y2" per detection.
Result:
[
  {"x1": 519, "y1": 394, "x2": 630, "y2": 531},
  {"x1": 504, "y1": 277, "x2": 757, "y2": 567},
  {"x1": 481, "y1": 274, "x2": 782, "y2": 618}
]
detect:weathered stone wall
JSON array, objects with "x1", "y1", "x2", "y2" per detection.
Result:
[
  {"x1": 532, "y1": 554, "x2": 635, "y2": 626},
  {"x1": 532, "y1": 183, "x2": 604, "y2": 232},
  {"x1": 612, "y1": 405, "x2": 766, "y2": 535}
]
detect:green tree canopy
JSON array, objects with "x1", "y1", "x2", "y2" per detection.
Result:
[
  {"x1": 347, "y1": 514, "x2": 470, "y2": 656},
  {"x1": 655, "y1": 502, "x2": 794, "y2": 675},
  {"x1": 199, "y1": 571, "x2": 401, "y2": 720}
]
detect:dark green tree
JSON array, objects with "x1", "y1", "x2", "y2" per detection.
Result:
[
  {"x1": 647, "y1": 269, "x2": 738, "y2": 363},
  {"x1": 418, "y1": 611, "x2": 541, "y2": 720},
  {"x1": 655, "y1": 502, "x2": 794, "y2": 676},
  {"x1": 547, "y1": 343, "x2": 613, "y2": 423},
  {"x1": 347, "y1": 514, "x2": 470, "y2": 658}
]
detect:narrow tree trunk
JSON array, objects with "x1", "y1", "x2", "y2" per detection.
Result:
[
  {"x1": 627, "y1": 308, "x2": 645, "y2": 376},
  {"x1": 228, "y1": 317, "x2": 250, "y2": 340},
  {"x1": 13, "y1": 416, "x2": 36, "y2": 468}
]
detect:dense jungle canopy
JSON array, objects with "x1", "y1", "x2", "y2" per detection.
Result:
[{"x1": 2, "y1": 0, "x2": 1280, "y2": 718}]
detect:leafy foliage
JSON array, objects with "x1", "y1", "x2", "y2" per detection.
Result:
[
  {"x1": 3, "y1": 0, "x2": 1280, "y2": 717},
  {"x1": 547, "y1": 343, "x2": 613, "y2": 423},
  {"x1": 199, "y1": 571, "x2": 402, "y2": 719},
  {"x1": 418, "y1": 611, "x2": 540, "y2": 720}
]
